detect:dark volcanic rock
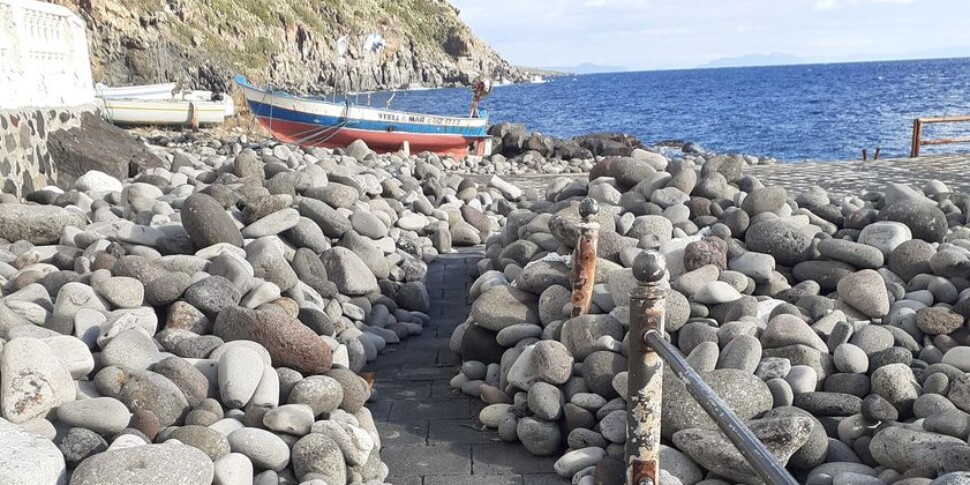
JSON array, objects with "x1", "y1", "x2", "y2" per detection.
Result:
[
  {"x1": 745, "y1": 219, "x2": 815, "y2": 267},
  {"x1": 878, "y1": 201, "x2": 948, "y2": 243},
  {"x1": 181, "y1": 193, "x2": 244, "y2": 248},
  {"x1": 684, "y1": 237, "x2": 728, "y2": 271},
  {"x1": 47, "y1": 111, "x2": 162, "y2": 189}
]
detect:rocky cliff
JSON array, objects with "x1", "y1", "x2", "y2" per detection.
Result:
[{"x1": 49, "y1": 0, "x2": 523, "y2": 94}]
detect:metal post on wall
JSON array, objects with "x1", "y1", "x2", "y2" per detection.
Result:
[
  {"x1": 626, "y1": 250, "x2": 667, "y2": 485},
  {"x1": 911, "y1": 118, "x2": 923, "y2": 158},
  {"x1": 570, "y1": 197, "x2": 600, "y2": 317}
]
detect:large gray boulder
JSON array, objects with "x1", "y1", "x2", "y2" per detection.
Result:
[
  {"x1": 0, "y1": 418, "x2": 66, "y2": 485},
  {"x1": 69, "y1": 443, "x2": 214, "y2": 485},
  {"x1": 470, "y1": 285, "x2": 539, "y2": 332},
  {"x1": 320, "y1": 247, "x2": 379, "y2": 296},
  {"x1": 0, "y1": 204, "x2": 86, "y2": 245},
  {"x1": 662, "y1": 369, "x2": 773, "y2": 439},
  {"x1": 745, "y1": 219, "x2": 815, "y2": 267},
  {"x1": 181, "y1": 193, "x2": 243, "y2": 248},
  {"x1": 837, "y1": 269, "x2": 890, "y2": 318},
  {"x1": 673, "y1": 416, "x2": 813, "y2": 485},
  {"x1": 1, "y1": 338, "x2": 76, "y2": 424},
  {"x1": 878, "y1": 201, "x2": 948, "y2": 243},
  {"x1": 870, "y1": 426, "x2": 970, "y2": 474}
]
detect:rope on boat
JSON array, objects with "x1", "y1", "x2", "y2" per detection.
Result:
[
  {"x1": 294, "y1": 102, "x2": 352, "y2": 146},
  {"x1": 257, "y1": 84, "x2": 354, "y2": 148},
  {"x1": 289, "y1": 118, "x2": 350, "y2": 146}
]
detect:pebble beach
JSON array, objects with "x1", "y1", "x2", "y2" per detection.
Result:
[{"x1": 1, "y1": 125, "x2": 969, "y2": 485}]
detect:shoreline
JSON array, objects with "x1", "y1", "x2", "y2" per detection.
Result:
[{"x1": 0, "y1": 128, "x2": 969, "y2": 483}]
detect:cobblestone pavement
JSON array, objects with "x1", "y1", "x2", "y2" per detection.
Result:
[
  {"x1": 366, "y1": 249, "x2": 570, "y2": 485},
  {"x1": 746, "y1": 155, "x2": 970, "y2": 198},
  {"x1": 491, "y1": 154, "x2": 970, "y2": 199}
]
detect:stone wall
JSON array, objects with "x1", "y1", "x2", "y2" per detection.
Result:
[{"x1": 0, "y1": 105, "x2": 89, "y2": 195}]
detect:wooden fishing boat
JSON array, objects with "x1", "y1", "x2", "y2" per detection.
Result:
[
  {"x1": 99, "y1": 97, "x2": 230, "y2": 126},
  {"x1": 234, "y1": 75, "x2": 491, "y2": 157}
]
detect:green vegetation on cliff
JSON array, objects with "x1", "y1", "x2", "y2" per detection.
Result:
[{"x1": 51, "y1": 0, "x2": 519, "y2": 92}]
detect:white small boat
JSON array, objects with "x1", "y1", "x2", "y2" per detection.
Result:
[
  {"x1": 181, "y1": 90, "x2": 235, "y2": 116},
  {"x1": 95, "y1": 82, "x2": 178, "y2": 100},
  {"x1": 99, "y1": 97, "x2": 230, "y2": 127}
]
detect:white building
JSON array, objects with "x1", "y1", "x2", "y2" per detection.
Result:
[{"x1": 0, "y1": 0, "x2": 94, "y2": 109}]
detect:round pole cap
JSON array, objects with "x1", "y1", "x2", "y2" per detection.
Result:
[{"x1": 633, "y1": 250, "x2": 666, "y2": 284}]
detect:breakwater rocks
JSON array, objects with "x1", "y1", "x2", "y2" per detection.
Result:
[
  {"x1": 462, "y1": 123, "x2": 779, "y2": 176},
  {"x1": 0, "y1": 137, "x2": 525, "y2": 484},
  {"x1": 451, "y1": 153, "x2": 970, "y2": 484}
]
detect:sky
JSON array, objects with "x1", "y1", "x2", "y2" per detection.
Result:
[{"x1": 450, "y1": 0, "x2": 970, "y2": 71}]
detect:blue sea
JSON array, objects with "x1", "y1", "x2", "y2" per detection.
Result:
[{"x1": 355, "y1": 57, "x2": 970, "y2": 162}]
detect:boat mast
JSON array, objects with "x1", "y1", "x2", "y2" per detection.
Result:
[{"x1": 333, "y1": 36, "x2": 348, "y2": 103}]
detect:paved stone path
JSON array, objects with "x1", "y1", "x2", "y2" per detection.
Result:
[
  {"x1": 497, "y1": 154, "x2": 970, "y2": 199},
  {"x1": 367, "y1": 249, "x2": 570, "y2": 485},
  {"x1": 746, "y1": 154, "x2": 970, "y2": 198}
]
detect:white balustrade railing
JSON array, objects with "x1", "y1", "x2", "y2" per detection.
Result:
[{"x1": 0, "y1": 0, "x2": 93, "y2": 109}]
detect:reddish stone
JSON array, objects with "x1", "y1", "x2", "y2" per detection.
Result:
[
  {"x1": 684, "y1": 237, "x2": 728, "y2": 272},
  {"x1": 214, "y1": 306, "x2": 332, "y2": 375},
  {"x1": 129, "y1": 409, "x2": 160, "y2": 440},
  {"x1": 587, "y1": 156, "x2": 616, "y2": 182}
]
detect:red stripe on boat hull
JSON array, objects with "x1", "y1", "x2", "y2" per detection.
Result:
[{"x1": 255, "y1": 117, "x2": 479, "y2": 157}]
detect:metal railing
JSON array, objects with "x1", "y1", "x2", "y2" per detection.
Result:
[
  {"x1": 911, "y1": 116, "x2": 970, "y2": 158},
  {"x1": 625, "y1": 250, "x2": 798, "y2": 485},
  {"x1": 566, "y1": 200, "x2": 798, "y2": 485}
]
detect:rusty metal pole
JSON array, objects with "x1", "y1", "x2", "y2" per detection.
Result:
[
  {"x1": 911, "y1": 119, "x2": 923, "y2": 158},
  {"x1": 570, "y1": 198, "x2": 599, "y2": 318},
  {"x1": 626, "y1": 250, "x2": 667, "y2": 485}
]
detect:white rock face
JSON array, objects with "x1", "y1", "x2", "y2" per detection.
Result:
[
  {"x1": 0, "y1": 418, "x2": 67, "y2": 485},
  {"x1": 1, "y1": 338, "x2": 76, "y2": 424}
]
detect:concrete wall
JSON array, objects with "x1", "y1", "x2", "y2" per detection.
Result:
[{"x1": 0, "y1": 0, "x2": 94, "y2": 109}]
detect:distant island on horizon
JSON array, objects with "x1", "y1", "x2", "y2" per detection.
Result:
[
  {"x1": 529, "y1": 54, "x2": 970, "y2": 77},
  {"x1": 537, "y1": 62, "x2": 628, "y2": 75},
  {"x1": 700, "y1": 53, "x2": 806, "y2": 69}
]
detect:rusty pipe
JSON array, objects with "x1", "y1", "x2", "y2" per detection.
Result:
[
  {"x1": 570, "y1": 198, "x2": 599, "y2": 318},
  {"x1": 626, "y1": 250, "x2": 666, "y2": 485}
]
